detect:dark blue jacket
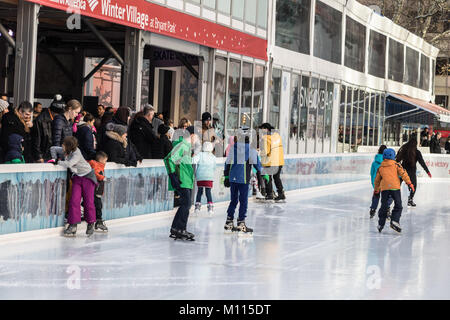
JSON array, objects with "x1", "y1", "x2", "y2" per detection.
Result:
[
  {"x1": 224, "y1": 142, "x2": 262, "y2": 184},
  {"x1": 52, "y1": 114, "x2": 72, "y2": 147},
  {"x1": 75, "y1": 122, "x2": 96, "y2": 161},
  {"x1": 5, "y1": 134, "x2": 24, "y2": 163}
]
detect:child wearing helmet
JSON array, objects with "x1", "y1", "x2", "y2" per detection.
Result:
[
  {"x1": 192, "y1": 141, "x2": 217, "y2": 215},
  {"x1": 374, "y1": 148, "x2": 415, "y2": 234}
]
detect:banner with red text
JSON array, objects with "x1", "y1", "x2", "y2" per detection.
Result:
[{"x1": 26, "y1": 0, "x2": 267, "y2": 60}]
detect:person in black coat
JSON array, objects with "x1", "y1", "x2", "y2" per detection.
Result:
[
  {"x1": 102, "y1": 123, "x2": 139, "y2": 167},
  {"x1": 396, "y1": 134, "x2": 432, "y2": 207},
  {"x1": 97, "y1": 106, "x2": 130, "y2": 151},
  {"x1": 0, "y1": 101, "x2": 34, "y2": 163},
  {"x1": 52, "y1": 99, "x2": 82, "y2": 147},
  {"x1": 445, "y1": 136, "x2": 450, "y2": 154},
  {"x1": 152, "y1": 124, "x2": 173, "y2": 159},
  {"x1": 31, "y1": 96, "x2": 65, "y2": 162},
  {"x1": 128, "y1": 105, "x2": 157, "y2": 159},
  {"x1": 429, "y1": 132, "x2": 442, "y2": 154},
  {"x1": 75, "y1": 112, "x2": 97, "y2": 161}
]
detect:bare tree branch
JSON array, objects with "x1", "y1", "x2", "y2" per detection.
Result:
[{"x1": 430, "y1": 29, "x2": 450, "y2": 43}]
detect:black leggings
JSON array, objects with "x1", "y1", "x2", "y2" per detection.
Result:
[{"x1": 402, "y1": 168, "x2": 417, "y2": 199}]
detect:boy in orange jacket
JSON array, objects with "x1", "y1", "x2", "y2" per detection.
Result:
[
  {"x1": 374, "y1": 148, "x2": 415, "y2": 234},
  {"x1": 88, "y1": 151, "x2": 108, "y2": 232}
]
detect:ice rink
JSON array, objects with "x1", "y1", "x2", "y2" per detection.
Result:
[{"x1": 0, "y1": 179, "x2": 449, "y2": 300}]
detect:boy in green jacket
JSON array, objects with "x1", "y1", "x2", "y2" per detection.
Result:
[{"x1": 164, "y1": 126, "x2": 196, "y2": 240}]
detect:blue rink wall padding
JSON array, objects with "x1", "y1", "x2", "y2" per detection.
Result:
[{"x1": 0, "y1": 154, "x2": 449, "y2": 235}]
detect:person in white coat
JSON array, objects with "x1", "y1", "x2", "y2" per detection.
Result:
[{"x1": 193, "y1": 141, "x2": 217, "y2": 214}]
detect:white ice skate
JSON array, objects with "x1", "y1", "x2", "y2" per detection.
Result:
[
  {"x1": 207, "y1": 203, "x2": 214, "y2": 216},
  {"x1": 193, "y1": 203, "x2": 201, "y2": 216},
  {"x1": 255, "y1": 190, "x2": 265, "y2": 201}
]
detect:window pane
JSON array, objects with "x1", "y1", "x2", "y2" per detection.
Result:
[
  {"x1": 289, "y1": 74, "x2": 300, "y2": 154},
  {"x1": 227, "y1": 59, "x2": 241, "y2": 132},
  {"x1": 351, "y1": 88, "x2": 358, "y2": 152},
  {"x1": 373, "y1": 94, "x2": 379, "y2": 146},
  {"x1": 257, "y1": 0, "x2": 268, "y2": 28},
  {"x1": 203, "y1": 0, "x2": 216, "y2": 9},
  {"x1": 419, "y1": 54, "x2": 430, "y2": 91},
  {"x1": 307, "y1": 77, "x2": 319, "y2": 153},
  {"x1": 218, "y1": 0, "x2": 231, "y2": 14},
  {"x1": 299, "y1": 75, "x2": 309, "y2": 153},
  {"x1": 232, "y1": 0, "x2": 244, "y2": 19},
  {"x1": 368, "y1": 93, "x2": 375, "y2": 145},
  {"x1": 324, "y1": 81, "x2": 333, "y2": 153},
  {"x1": 432, "y1": 59, "x2": 435, "y2": 96},
  {"x1": 344, "y1": 16, "x2": 366, "y2": 72},
  {"x1": 404, "y1": 47, "x2": 419, "y2": 87},
  {"x1": 253, "y1": 65, "x2": 264, "y2": 130},
  {"x1": 269, "y1": 68, "x2": 281, "y2": 129},
  {"x1": 316, "y1": 79, "x2": 326, "y2": 153},
  {"x1": 338, "y1": 85, "x2": 346, "y2": 152},
  {"x1": 357, "y1": 90, "x2": 364, "y2": 148},
  {"x1": 368, "y1": 30, "x2": 386, "y2": 78},
  {"x1": 363, "y1": 91, "x2": 369, "y2": 145},
  {"x1": 388, "y1": 39, "x2": 404, "y2": 82},
  {"x1": 241, "y1": 62, "x2": 253, "y2": 127},
  {"x1": 245, "y1": 0, "x2": 257, "y2": 24},
  {"x1": 213, "y1": 56, "x2": 227, "y2": 143},
  {"x1": 345, "y1": 87, "x2": 352, "y2": 151},
  {"x1": 314, "y1": 1, "x2": 342, "y2": 64},
  {"x1": 275, "y1": 0, "x2": 311, "y2": 54}
]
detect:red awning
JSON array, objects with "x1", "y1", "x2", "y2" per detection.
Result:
[{"x1": 389, "y1": 93, "x2": 450, "y2": 123}]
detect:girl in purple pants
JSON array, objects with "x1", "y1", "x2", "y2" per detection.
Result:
[{"x1": 50, "y1": 136, "x2": 98, "y2": 236}]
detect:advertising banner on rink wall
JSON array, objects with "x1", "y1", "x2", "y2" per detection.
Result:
[
  {"x1": 26, "y1": 0, "x2": 268, "y2": 60},
  {"x1": 0, "y1": 154, "x2": 448, "y2": 235}
]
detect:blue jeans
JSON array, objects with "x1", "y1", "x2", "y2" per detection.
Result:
[
  {"x1": 196, "y1": 187, "x2": 213, "y2": 203},
  {"x1": 227, "y1": 182, "x2": 249, "y2": 221},
  {"x1": 370, "y1": 192, "x2": 393, "y2": 210},
  {"x1": 378, "y1": 190, "x2": 403, "y2": 226}
]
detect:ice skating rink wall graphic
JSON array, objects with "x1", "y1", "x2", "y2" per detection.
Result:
[{"x1": 0, "y1": 154, "x2": 448, "y2": 235}]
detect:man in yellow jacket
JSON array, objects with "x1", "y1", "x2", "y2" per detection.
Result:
[
  {"x1": 259, "y1": 123, "x2": 285, "y2": 202},
  {"x1": 374, "y1": 148, "x2": 415, "y2": 234}
]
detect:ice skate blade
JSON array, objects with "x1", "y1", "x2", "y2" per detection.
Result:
[
  {"x1": 173, "y1": 237, "x2": 195, "y2": 241},
  {"x1": 63, "y1": 233, "x2": 76, "y2": 237},
  {"x1": 274, "y1": 200, "x2": 286, "y2": 203},
  {"x1": 390, "y1": 226, "x2": 402, "y2": 234},
  {"x1": 94, "y1": 229, "x2": 108, "y2": 233},
  {"x1": 237, "y1": 232, "x2": 253, "y2": 237}
]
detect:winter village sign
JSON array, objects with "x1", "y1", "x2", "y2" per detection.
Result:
[{"x1": 26, "y1": 0, "x2": 268, "y2": 60}]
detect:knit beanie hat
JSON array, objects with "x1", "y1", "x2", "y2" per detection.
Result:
[
  {"x1": 106, "y1": 122, "x2": 128, "y2": 136},
  {"x1": 202, "y1": 112, "x2": 212, "y2": 122},
  {"x1": 383, "y1": 148, "x2": 396, "y2": 160},
  {"x1": 49, "y1": 94, "x2": 66, "y2": 114}
]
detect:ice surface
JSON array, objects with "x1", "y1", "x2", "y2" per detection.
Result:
[{"x1": 0, "y1": 180, "x2": 449, "y2": 300}]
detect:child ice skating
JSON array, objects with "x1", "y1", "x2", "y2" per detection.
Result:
[
  {"x1": 374, "y1": 148, "x2": 415, "y2": 234},
  {"x1": 164, "y1": 126, "x2": 196, "y2": 241},
  {"x1": 223, "y1": 127, "x2": 267, "y2": 235},
  {"x1": 193, "y1": 141, "x2": 217, "y2": 215},
  {"x1": 88, "y1": 151, "x2": 108, "y2": 232},
  {"x1": 259, "y1": 123, "x2": 286, "y2": 202},
  {"x1": 4, "y1": 134, "x2": 25, "y2": 164},
  {"x1": 369, "y1": 145, "x2": 393, "y2": 219},
  {"x1": 51, "y1": 136, "x2": 98, "y2": 236}
]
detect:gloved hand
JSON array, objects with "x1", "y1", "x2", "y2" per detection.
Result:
[
  {"x1": 92, "y1": 126, "x2": 97, "y2": 134},
  {"x1": 47, "y1": 159, "x2": 57, "y2": 165},
  {"x1": 428, "y1": 172, "x2": 432, "y2": 178},
  {"x1": 408, "y1": 183, "x2": 415, "y2": 193},
  {"x1": 263, "y1": 174, "x2": 270, "y2": 183},
  {"x1": 224, "y1": 176, "x2": 230, "y2": 188},
  {"x1": 168, "y1": 173, "x2": 181, "y2": 192},
  {"x1": 373, "y1": 190, "x2": 380, "y2": 197}
]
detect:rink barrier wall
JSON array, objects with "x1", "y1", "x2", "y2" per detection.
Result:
[{"x1": 0, "y1": 154, "x2": 448, "y2": 235}]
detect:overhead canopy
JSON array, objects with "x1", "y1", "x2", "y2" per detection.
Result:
[{"x1": 386, "y1": 93, "x2": 450, "y2": 124}]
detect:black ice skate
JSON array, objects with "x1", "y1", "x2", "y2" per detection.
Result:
[
  {"x1": 86, "y1": 223, "x2": 95, "y2": 237},
  {"x1": 407, "y1": 197, "x2": 416, "y2": 208},
  {"x1": 169, "y1": 227, "x2": 178, "y2": 238},
  {"x1": 377, "y1": 225, "x2": 384, "y2": 233},
  {"x1": 173, "y1": 229, "x2": 195, "y2": 241},
  {"x1": 386, "y1": 208, "x2": 392, "y2": 220},
  {"x1": 262, "y1": 193, "x2": 274, "y2": 203},
  {"x1": 224, "y1": 219, "x2": 235, "y2": 233},
  {"x1": 63, "y1": 224, "x2": 77, "y2": 237},
  {"x1": 95, "y1": 220, "x2": 108, "y2": 232},
  {"x1": 369, "y1": 208, "x2": 376, "y2": 219},
  {"x1": 390, "y1": 221, "x2": 402, "y2": 234},
  {"x1": 274, "y1": 191, "x2": 286, "y2": 203},
  {"x1": 233, "y1": 220, "x2": 253, "y2": 235}
]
